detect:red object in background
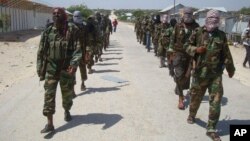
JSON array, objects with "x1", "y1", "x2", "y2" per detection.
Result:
[{"x1": 112, "y1": 19, "x2": 118, "y2": 26}]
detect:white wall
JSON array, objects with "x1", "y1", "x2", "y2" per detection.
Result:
[{"x1": 0, "y1": 6, "x2": 52, "y2": 32}]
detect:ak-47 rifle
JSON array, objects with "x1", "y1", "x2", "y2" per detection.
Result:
[
  {"x1": 39, "y1": 37, "x2": 49, "y2": 81},
  {"x1": 38, "y1": 29, "x2": 50, "y2": 81}
]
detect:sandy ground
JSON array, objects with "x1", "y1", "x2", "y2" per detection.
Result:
[{"x1": 0, "y1": 35, "x2": 40, "y2": 94}]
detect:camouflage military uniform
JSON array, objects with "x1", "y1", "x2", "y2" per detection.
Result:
[
  {"x1": 186, "y1": 26, "x2": 235, "y2": 132},
  {"x1": 157, "y1": 22, "x2": 170, "y2": 67},
  {"x1": 37, "y1": 22, "x2": 82, "y2": 116},
  {"x1": 103, "y1": 15, "x2": 112, "y2": 50},
  {"x1": 76, "y1": 22, "x2": 88, "y2": 89},
  {"x1": 164, "y1": 26, "x2": 175, "y2": 60},
  {"x1": 95, "y1": 13, "x2": 104, "y2": 62},
  {"x1": 168, "y1": 21, "x2": 199, "y2": 96},
  {"x1": 135, "y1": 17, "x2": 141, "y2": 42},
  {"x1": 152, "y1": 21, "x2": 162, "y2": 56},
  {"x1": 85, "y1": 16, "x2": 98, "y2": 74}
]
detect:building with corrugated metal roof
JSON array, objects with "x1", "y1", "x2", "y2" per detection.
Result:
[{"x1": 0, "y1": 0, "x2": 53, "y2": 33}]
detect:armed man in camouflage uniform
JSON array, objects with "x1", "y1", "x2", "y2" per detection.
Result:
[
  {"x1": 72, "y1": 11, "x2": 87, "y2": 92},
  {"x1": 103, "y1": 13, "x2": 112, "y2": 51},
  {"x1": 94, "y1": 12, "x2": 104, "y2": 63},
  {"x1": 85, "y1": 15, "x2": 98, "y2": 74},
  {"x1": 37, "y1": 8, "x2": 82, "y2": 133},
  {"x1": 168, "y1": 7, "x2": 199, "y2": 110},
  {"x1": 141, "y1": 15, "x2": 149, "y2": 47},
  {"x1": 139, "y1": 16, "x2": 145, "y2": 45},
  {"x1": 134, "y1": 17, "x2": 141, "y2": 42},
  {"x1": 163, "y1": 18, "x2": 177, "y2": 69},
  {"x1": 157, "y1": 15, "x2": 170, "y2": 67},
  {"x1": 186, "y1": 10, "x2": 235, "y2": 141},
  {"x1": 152, "y1": 14, "x2": 161, "y2": 56}
]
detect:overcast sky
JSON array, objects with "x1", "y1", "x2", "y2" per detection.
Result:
[{"x1": 40, "y1": 0, "x2": 250, "y2": 11}]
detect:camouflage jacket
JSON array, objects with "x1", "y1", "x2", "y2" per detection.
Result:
[
  {"x1": 74, "y1": 22, "x2": 87, "y2": 55},
  {"x1": 186, "y1": 26, "x2": 235, "y2": 77},
  {"x1": 93, "y1": 19, "x2": 103, "y2": 45},
  {"x1": 160, "y1": 26, "x2": 174, "y2": 50},
  {"x1": 152, "y1": 22, "x2": 162, "y2": 43},
  {"x1": 37, "y1": 22, "x2": 82, "y2": 74},
  {"x1": 168, "y1": 22, "x2": 199, "y2": 53}
]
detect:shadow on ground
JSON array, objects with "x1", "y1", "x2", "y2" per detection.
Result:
[
  {"x1": 103, "y1": 52, "x2": 122, "y2": 55},
  {"x1": 95, "y1": 63, "x2": 119, "y2": 66},
  {"x1": 77, "y1": 84, "x2": 129, "y2": 96},
  {"x1": 195, "y1": 118, "x2": 250, "y2": 137},
  {"x1": 106, "y1": 49, "x2": 123, "y2": 52},
  {"x1": 0, "y1": 29, "x2": 42, "y2": 42},
  {"x1": 102, "y1": 57, "x2": 123, "y2": 61},
  {"x1": 93, "y1": 69, "x2": 120, "y2": 73},
  {"x1": 184, "y1": 94, "x2": 228, "y2": 109},
  {"x1": 44, "y1": 113, "x2": 123, "y2": 139}
]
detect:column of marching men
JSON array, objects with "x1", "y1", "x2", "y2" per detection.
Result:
[
  {"x1": 134, "y1": 7, "x2": 235, "y2": 141},
  {"x1": 37, "y1": 8, "x2": 113, "y2": 134}
]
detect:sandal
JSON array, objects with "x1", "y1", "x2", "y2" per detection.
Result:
[
  {"x1": 40, "y1": 124, "x2": 54, "y2": 133},
  {"x1": 206, "y1": 132, "x2": 221, "y2": 141},
  {"x1": 187, "y1": 115, "x2": 195, "y2": 124}
]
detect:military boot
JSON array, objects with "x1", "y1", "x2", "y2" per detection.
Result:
[
  {"x1": 178, "y1": 96, "x2": 185, "y2": 110},
  {"x1": 64, "y1": 110, "x2": 72, "y2": 122},
  {"x1": 95, "y1": 56, "x2": 98, "y2": 63},
  {"x1": 40, "y1": 124, "x2": 54, "y2": 133},
  {"x1": 81, "y1": 81, "x2": 86, "y2": 91},
  {"x1": 88, "y1": 68, "x2": 93, "y2": 74},
  {"x1": 99, "y1": 57, "x2": 103, "y2": 62},
  {"x1": 159, "y1": 57, "x2": 166, "y2": 68},
  {"x1": 72, "y1": 86, "x2": 77, "y2": 99}
]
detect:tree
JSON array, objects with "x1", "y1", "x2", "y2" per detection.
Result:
[
  {"x1": 67, "y1": 4, "x2": 93, "y2": 18},
  {"x1": 239, "y1": 7, "x2": 250, "y2": 15},
  {"x1": 132, "y1": 10, "x2": 145, "y2": 18}
]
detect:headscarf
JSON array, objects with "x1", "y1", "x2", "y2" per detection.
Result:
[
  {"x1": 183, "y1": 7, "x2": 193, "y2": 24},
  {"x1": 73, "y1": 11, "x2": 83, "y2": 24},
  {"x1": 161, "y1": 14, "x2": 168, "y2": 23},
  {"x1": 205, "y1": 9, "x2": 220, "y2": 32},
  {"x1": 170, "y1": 18, "x2": 177, "y2": 27},
  {"x1": 154, "y1": 14, "x2": 161, "y2": 24}
]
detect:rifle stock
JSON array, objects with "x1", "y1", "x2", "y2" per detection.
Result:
[{"x1": 39, "y1": 33, "x2": 49, "y2": 81}]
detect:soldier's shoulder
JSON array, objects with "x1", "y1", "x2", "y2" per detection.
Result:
[
  {"x1": 68, "y1": 21, "x2": 78, "y2": 28},
  {"x1": 43, "y1": 23, "x2": 54, "y2": 35},
  {"x1": 193, "y1": 21, "x2": 200, "y2": 28},
  {"x1": 217, "y1": 29, "x2": 227, "y2": 39},
  {"x1": 175, "y1": 23, "x2": 184, "y2": 29},
  {"x1": 217, "y1": 29, "x2": 226, "y2": 35}
]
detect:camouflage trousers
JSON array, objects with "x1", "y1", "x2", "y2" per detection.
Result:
[
  {"x1": 43, "y1": 70, "x2": 74, "y2": 116},
  {"x1": 189, "y1": 75, "x2": 223, "y2": 132},
  {"x1": 85, "y1": 49, "x2": 95, "y2": 69},
  {"x1": 103, "y1": 33, "x2": 110, "y2": 50},
  {"x1": 173, "y1": 52, "x2": 191, "y2": 96},
  {"x1": 158, "y1": 45, "x2": 166, "y2": 57},
  {"x1": 79, "y1": 59, "x2": 87, "y2": 81}
]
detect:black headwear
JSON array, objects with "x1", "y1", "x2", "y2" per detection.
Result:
[{"x1": 170, "y1": 18, "x2": 177, "y2": 27}]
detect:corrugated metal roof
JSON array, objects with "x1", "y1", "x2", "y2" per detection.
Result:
[
  {"x1": 27, "y1": 0, "x2": 53, "y2": 7},
  {"x1": 194, "y1": 7, "x2": 227, "y2": 15},
  {"x1": 159, "y1": 3, "x2": 184, "y2": 13}
]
